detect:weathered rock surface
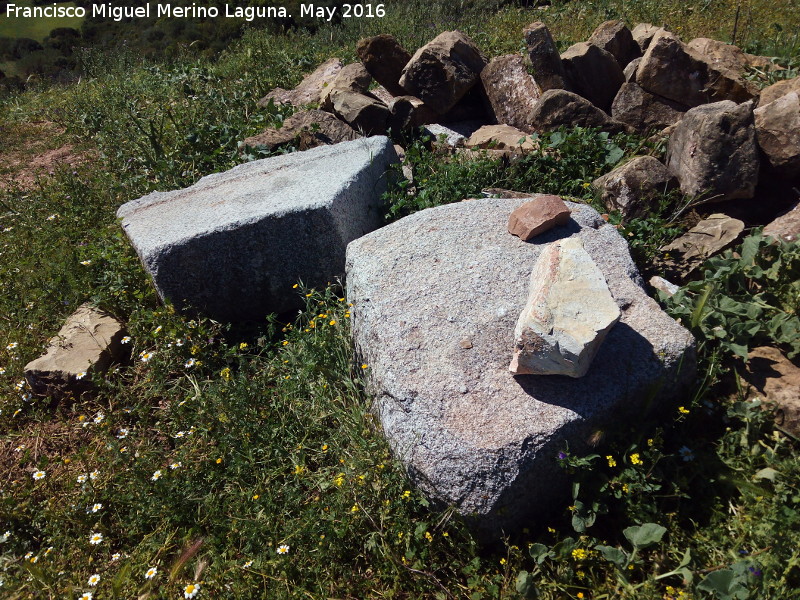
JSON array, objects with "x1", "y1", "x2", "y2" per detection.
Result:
[
  {"x1": 588, "y1": 20, "x2": 641, "y2": 68},
  {"x1": 666, "y1": 100, "x2": 759, "y2": 201},
  {"x1": 611, "y1": 82, "x2": 686, "y2": 133},
  {"x1": 636, "y1": 31, "x2": 757, "y2": 107},
  {"x1": 759, "y1": 77, "x2": 800, "y2": 107},
  {"x1": 687, "y1": 37, "x2": 760, "y2": 93},
  {"x1": 649, "y1": 275, "x2": 680, "y2": 297},
  {"x1": 25, "y1": 304, "x2": 127, "y2": 397},
  {"x1": 561, "y1": 42, "x2": 625, "y2": 112},
  {"x1": 258, "y1": 58, "x2": 342, "y2": 107},
  {"x1": 623, "y1": 57, "x2": 642, "y2": 82},
  {"x1": 399, "y1": 30, "x2": 487, "y2": 114},
  {"x1": 423, "y1": 121, "x2": 484, "y2": 148},
  {"x1": 356, "y1": 34, "x2": 411, "y2": 96},
  {"x1": 319, "y1": 62, "x2": 373, "y2": 110},
  {"x1": 593, "y1": 156, "x2": 677, "y2": 219},
  {"x1": 118, "y1": 137, "x2": 399, "y2": 321},
  {"x1": 742, "y1": 347, "x2": 800, "y2": 437},
  {"x1": 763, "y1": 201, "x2": 800, "y2": 243},
  {"x1": 754, "y1": 91, "x2": 800, "y2": 178},
  {"x1": 631, "y1": 23, "x2": 662, "y2": 52},
  {"x1": 661, "y1": 213, "x2": 745, "y2": 275},
  {"x1": 465, "y1": 124, "x2": 536, "y2": 152},
  {"x1": 480, "y1": 54, "x2": 541, "y2": 132},
  {"x1": 346, "y1": 198, "x2": 695, "y2": 535},
  {"x1": 531, "y1": 89, "x2": 629, "y2": 134},
  {"x1": 510, "y1": 237, "x2": 621, "y2": 377},
  {"x1": 241, "y1": 109, "x2": 359, "y2": 152},
  {"x1": 388, "y1": 95, "x2": 438, "y2": 129},
  {"x1": 330, "y1": 91, "x2": 390, "y2": 135},
  {"x1": 507, "y1": 195, "x2": 571, "y2": 240},
  {"x1": 523, "y1": 21, "x2": 570, "y2": 92}
]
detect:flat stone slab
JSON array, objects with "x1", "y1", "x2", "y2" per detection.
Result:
[
  {"x1": 346, "y1": 198, "x2": 695, "y2": 536},
  {"x1": 118, "y1": 137, "x2": 398, "y2": 321}
]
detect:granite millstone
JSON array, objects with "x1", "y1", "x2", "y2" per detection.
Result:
[
  {"x1": 118, "y1": 137, "x2": 398, "y2": 321},
  {"x1": 346, "y1": 198, "x2": 696, "y2": 537}
]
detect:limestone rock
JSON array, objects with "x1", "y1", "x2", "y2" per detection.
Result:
[
  {"x1": 631, "y1": 23, "x2": 663, "y2": 52},
  {"x1": 345, "y1": 197, "x2": 695, "y2": 536},
  {"x1": 510, "y1": 237, "x2": 621, "y2": 377},
  {"x1": 754, "y1": 91, "x2": 800, "y2": 178},
  {"x1": 666, "y1": 100, "x2": 759, "y2": 201},
  {"x1": 464, "y1": 124, "x2": 536, "y2": 152},
  {"x1": 507, "y1": 195, "x2": 571, "y2": 241},
  {"x1": 531, "y1": 89, "x2": 630, "y2": 134},
  {"x1": 523, "y1": 21, "x2": 570, "y2": 92},
  {"x1": 422, "y1": 121, "x2": 484, "y2": 148},
  {"x1": 759, "y1": 77, "x2": 800, "y2": 107},
  {"x1": 661, "y1": 213, "x2": 745, "y2": 275},
  {"x1": 319, "y1": 62, "x2": 373, "y2": 110},
  {"x1": 561, "y1": 42, "x2": 625, "y2": 112},
  {"x1": 687, "y1": 37, "x2": 759, "y2": 87},
  {"x1": 742, "y1": 347, "x2": 800, "y2": 437},
  {"x1": 240, "y1": 109, "x2": 359, "y2": 152},
  {"x1": 118, "y1": 137, "x2": 398, "y2": 321},
  {"x1": 258, "y1": 58, "x2": 342, "y2": 107},
  {"x1": 24, "y1": 304, "x2": 127, "y2": 397},
  {"x1": 588, "y1": 20, "x2": 642, "y2": 68},
  {"x1": 649, "y1": 276, "x2": 680, "y2": 297},
  {"x1": 636, "y1": 31, "x2": 757, "y2": 107},
  {"x1": 593, "y1": 156, "x2": 678, "y2": 219},
  {"x1": 763, "y1": 201, "x2": 800, "y2": 243},
  {"x1": 356, "y1": 34, "x2": 412, "y2": 96},
  {"x1": 611, "y1": 82, "x2": 686, "y2": 133},
  {"x1": 480, "y1": 54, "x2": 541, "y2": 132},
  {"x1": 330, "y1": 91, "x2": 389, "y2": 136},
  {"x1": 399, "y1": 30, "x2": 487, "y2": 114}
]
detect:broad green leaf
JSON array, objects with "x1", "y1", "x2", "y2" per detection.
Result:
[
  {"x1": 595, "y1": 544, "x2": 627, "y2": 567},
  {"x1": 623, "y1": 523, "x2": 667, "y2": 549},
  {"x1": 515, "y1": 571, "x2": 539, "y2": 598},
  {"x1": 753, "y1": 467, "x2": 779, "y2": 481}
]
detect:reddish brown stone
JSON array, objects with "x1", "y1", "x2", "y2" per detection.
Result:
[{"x1": 507, "y1": 195, "x2": 571, "y2": 241}]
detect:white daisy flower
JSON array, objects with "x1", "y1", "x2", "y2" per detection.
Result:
[
  {"x1": 151, "y1": 470, "x2": 162, "y2": 481},
  {"x1": 144, "y1": 566, "x2": 158, "y2": 579},
  {"x1": 87, "y1": 574, "x2": 100, "y2": 586},
  {"x1": 89, "y1": 532, "x2": 103, "y2": 545},
  {"x1": 277, "y1": 544, "x2": 289, "y2": 555},
  {"x1": 32, "y1": 470, "x2": 45, "y2": 481},
  {"x1": 184, "y1": 583, "x2": 200, "y2": 598}
]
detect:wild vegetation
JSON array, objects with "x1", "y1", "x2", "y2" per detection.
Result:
[{"x1": 1, "y1": 0, "x2": 799, "y2": 598}]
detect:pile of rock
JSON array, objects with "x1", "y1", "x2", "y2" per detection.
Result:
[{"x1": 243, "y1": 23, "x2": 800, "y2": 263}]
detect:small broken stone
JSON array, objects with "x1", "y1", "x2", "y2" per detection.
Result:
[
  {"x1": 509, "y1": 237, "x2": 621, "y2": 378},
  {"x1": 24, "y1": 303, "x2": 127, "y2": 398},
  {"x1": 459, "y1": 338, "x2": 473, "y2": 349},
  {"x1": 507, "y1": 195, "x2": 571, "y2": 241}
]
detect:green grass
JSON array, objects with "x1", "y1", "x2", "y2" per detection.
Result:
[
  {"x1": 1, "y1": 1, "x2": 799, "y2": 597},
  {"x1": 0, "y1": 0, "x2": 84, "y2": 41}
]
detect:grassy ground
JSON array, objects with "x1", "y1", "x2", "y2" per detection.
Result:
[{"x1": 1, "y1": 1, "x2": 799, "y2": 598}]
